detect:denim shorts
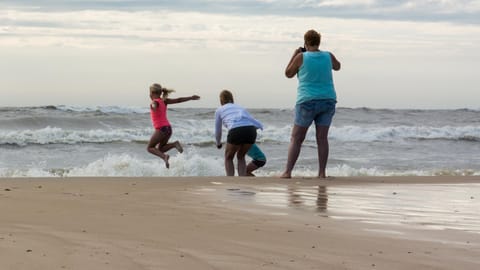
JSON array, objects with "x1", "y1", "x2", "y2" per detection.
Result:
[{"x1": 294, "y1": 99, "x2": 336, "y2": 127}]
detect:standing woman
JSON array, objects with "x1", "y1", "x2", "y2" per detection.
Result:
[
  {"x1": 281, "y1": 29, "x2": 341, "y2": 178},
  {"x1": 215, "y1": 90, "x2": 263, "y2": 176}
]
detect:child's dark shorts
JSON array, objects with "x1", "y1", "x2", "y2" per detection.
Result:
[
  {"x1": 252, "y1": 159, "x2": 266, "y2": 168},
  {"x1": 227, "y1": 126, "x2": 257, "y2": 145},
  {"x1": 159, "y1": 125, "x2": 172, "y2": 137}
]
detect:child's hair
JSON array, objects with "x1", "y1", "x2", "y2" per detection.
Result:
[
  {"x1": 219, "y1": 89, "x2": 234, "y2": 105},
  {"x1": 150, "y1": 83, "x2": 175, "y2": 99}
]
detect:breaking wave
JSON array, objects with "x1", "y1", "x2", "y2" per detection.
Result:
[{"x1": 2, "y1": 125, "x2": 479, "y2": 146}]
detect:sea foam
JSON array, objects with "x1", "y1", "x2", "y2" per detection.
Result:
[
  {"x1": 2, "y1": 156, "x2": 478, "y2": 178},
  {"x1": 0, "y1": 151, "x2": 225, "y2": 177}
]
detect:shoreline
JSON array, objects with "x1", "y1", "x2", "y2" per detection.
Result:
[
  {"x1": 3, "y1": 175, "x2": 480, "y2": 185},
  {"x1": 1, "y1": 176, "x2": 479, "y2": 269}
]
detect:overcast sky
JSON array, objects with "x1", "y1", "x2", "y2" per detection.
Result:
[{"x1": 1, "y1": 0, "x2": 479, "y2": 109}]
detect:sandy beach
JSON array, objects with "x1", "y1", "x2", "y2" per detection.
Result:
[{"x1": 1, "y1": 176, "x2": 479, "y2": 270}]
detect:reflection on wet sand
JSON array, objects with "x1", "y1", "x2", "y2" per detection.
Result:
[
  {"x1": 206, "y1": 183, "x2": 480, "y2": 234},
  {"x1": 288, "y1": 185, "x2": 328, "y2": 213},
  {"x1": 316, "y1": 186, "x2": 328, "y2": 212}
]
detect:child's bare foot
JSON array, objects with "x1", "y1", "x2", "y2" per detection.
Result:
[
  {"x1": 280, "y1": 172, "x2": 291, "y2": 179},
  {"x1": 164, "y1": 154, "x2": 170, "y2": 169},
  {"x1": 174, "y1": 141, "x2": 183, "y2": 153}
]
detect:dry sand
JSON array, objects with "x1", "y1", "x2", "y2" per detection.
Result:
[{"x1": 1, "y1": 176, "x2": 479, "y2": 269}]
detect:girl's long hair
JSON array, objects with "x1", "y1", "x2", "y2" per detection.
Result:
[{"x1": 150, "y1": 83, "x2": 175, "y2": 99}]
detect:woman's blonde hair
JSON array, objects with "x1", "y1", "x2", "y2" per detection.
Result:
[
  {"x1": 150, "y1": 83, "x2": 175, "y2": 99},
  {"x1": 219, "y1": 89, "x2": 234, "y2": 105}
]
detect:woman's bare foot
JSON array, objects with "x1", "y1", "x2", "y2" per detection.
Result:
[
  {"x1": 174, "y1": 141, "x2": 183, "y2": 153},
  {"x1": 163, "y1": 154, "x2": 170, "y2": 169},
  {"x1": 280, "y1": 172, "x2": 291, "y2": 179}
]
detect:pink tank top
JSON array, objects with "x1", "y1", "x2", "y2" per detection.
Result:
[{"x1": 150, "y1": 98, "x2": 170, "y2": 129}]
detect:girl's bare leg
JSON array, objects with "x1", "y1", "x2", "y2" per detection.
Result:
[
  {"x1": 147, "y1": 130, "x2": 170, "y2": 168},
  {"x1": 236, "y1": 144, "x2": 252, "y2": 176},
  {"x1": 174, "y1": 141, "x2": 183, "y2": 153},
  {"x1": 224, "y1": 143, "x2": 240, "y2": 176},
  {"x1": 159, "y1": 141, "x2": 183, "y2": 153},
  {"x1": 246, "y1": 162, "x2": 259, "y2": 176}
]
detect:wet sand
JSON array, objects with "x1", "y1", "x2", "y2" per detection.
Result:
[{"x1": 1, "y1": 176, "x2": 479, "y2": 269}]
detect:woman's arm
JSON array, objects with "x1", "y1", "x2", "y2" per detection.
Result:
[
  {"x1": 285, "y1": 48, "x2": 303, "y2": 78},
  {"x1": 330, "y1": 53, "x2": 341, "y2": 71}
]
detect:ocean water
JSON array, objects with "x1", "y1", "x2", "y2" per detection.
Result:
[{"x1": 1, "y1": 105, "x2": 479, "y2": 177}]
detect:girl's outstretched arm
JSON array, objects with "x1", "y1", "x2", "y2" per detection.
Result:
[{"x1": 165, "y1": 95, "x2": 200, "y2": 105}]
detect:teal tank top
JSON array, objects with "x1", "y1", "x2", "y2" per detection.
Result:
[{"x1": 296, "y1": 51, "x2": 336, "y2": 104}]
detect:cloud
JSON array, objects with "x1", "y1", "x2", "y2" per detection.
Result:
[
  {"x1": 1, "y1": 0, "x2": 480, "y2": 24},
  {"x1": 0, "y1": 2, "x2": 478, "y2": 58},
  {"x1": 1, "y1": 1, "x2": 479, "y2": 109},
  {"x1": 1, "y1": 7, "x2": 479, "y2": 61}
]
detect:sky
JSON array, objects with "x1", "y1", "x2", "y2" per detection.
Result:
[{"x1": 1, "y1": 0, "x2": 479, "y2": 109}]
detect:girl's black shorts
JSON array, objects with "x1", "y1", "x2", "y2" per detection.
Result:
[{"x1": 227, "y1": 126, "x2": 257, "y2": 145}]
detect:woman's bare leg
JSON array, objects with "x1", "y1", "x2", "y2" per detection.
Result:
[
  {"x1": 281, "y1": 125, "x2": 309, "y2": 178},
  {"x1": 315, "y1": 125, "x2": 330, "y2": 178}
]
